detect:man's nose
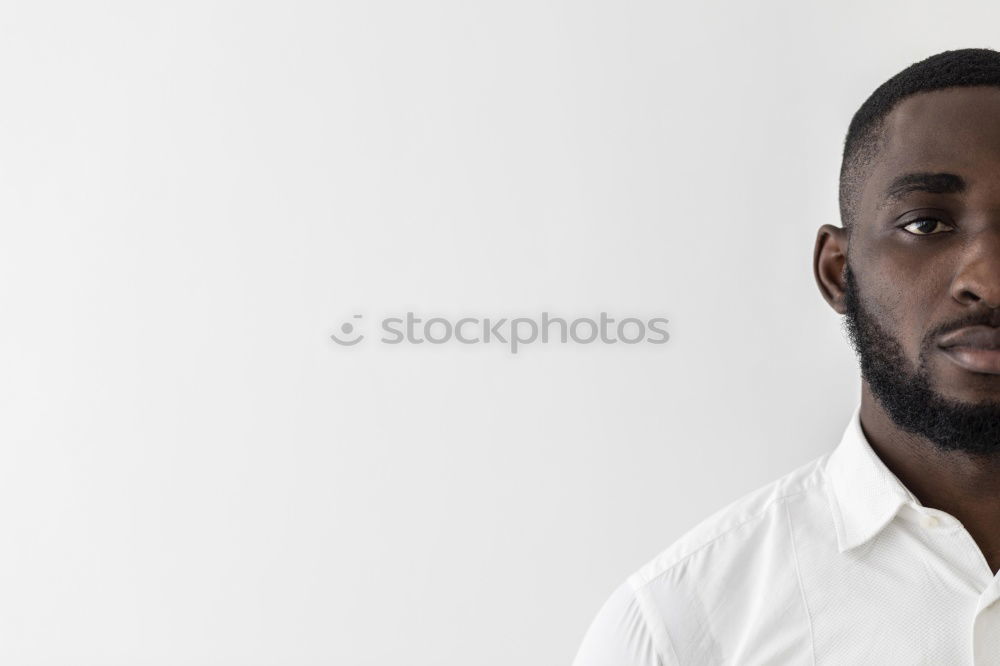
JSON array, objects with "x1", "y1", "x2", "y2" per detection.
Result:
[{"x1": 950, "y1": 227, "x2": 1000, "y2": 309}]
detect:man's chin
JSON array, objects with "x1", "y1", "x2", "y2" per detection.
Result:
[
  {"x1": 924, "y1": 353, "x2": 1000, "y2": 405},
  {"x1": 925, "y1": 390, "x2": 1000, "y2": 412},
  {"x1": 871, "y1": 380, "x2": 1000, "y2": 455}
]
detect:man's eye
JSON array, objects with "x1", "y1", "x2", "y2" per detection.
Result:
[{"x1": 902, "y1": 218, "x2": 952, "y2": 235}]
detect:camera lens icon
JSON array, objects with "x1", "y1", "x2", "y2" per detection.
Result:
[{"x1": 330, "y1": 315, "x2": 364, "y2": 346}]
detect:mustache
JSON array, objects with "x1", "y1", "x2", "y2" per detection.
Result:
[{"x1": 927, "y1": 308, "x2": 1000, "y2": 343}]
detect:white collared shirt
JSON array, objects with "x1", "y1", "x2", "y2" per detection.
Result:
[{"x1": 573, "y1": 404, "x2": 1000, "y2": 665}]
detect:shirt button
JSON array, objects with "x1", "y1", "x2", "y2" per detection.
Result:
[{"x1": 921, "y1": 514, "x2": 940, "y2": 528}]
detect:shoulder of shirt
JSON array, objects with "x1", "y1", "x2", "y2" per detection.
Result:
[{"x1": 627, "y1": 450, "x2": 832, "y2": 591}]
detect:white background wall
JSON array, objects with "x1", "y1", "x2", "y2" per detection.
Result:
[{"x1": 1, "y1": 1, "x2": 996, "y2": 664}]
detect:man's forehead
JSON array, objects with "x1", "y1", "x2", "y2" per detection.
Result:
[
  {"x1": 863, "y1": 87, "x2": 1000, "y2": 206},
  {"x1": 880, "y1": 86, "x2": 1000, "y2": 168}
]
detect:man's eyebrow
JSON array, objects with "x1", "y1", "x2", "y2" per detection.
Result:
[{"x1": 880, "y1": 172, "x2": 967, "y2": 208}]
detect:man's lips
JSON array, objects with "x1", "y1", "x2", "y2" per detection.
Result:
[
  {"x1": 938, "y1": 325, "x2": 1000, "y2": 350},
  {"x1": 938, "y1": 325, "x2": 1000, "y2": 374}
]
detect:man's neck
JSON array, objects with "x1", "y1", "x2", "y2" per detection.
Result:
[{"x1": 859, "y1": 383, "x2": 1000, "y2": 574}]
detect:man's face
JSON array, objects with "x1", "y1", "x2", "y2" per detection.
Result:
[{"x1": 844, "y1": 86, "x2": 1000, "y2": 453}]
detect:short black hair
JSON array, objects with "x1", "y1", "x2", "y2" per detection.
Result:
[{"x1": 839, "y1": 48, "x2": 1000, "y2": 230}]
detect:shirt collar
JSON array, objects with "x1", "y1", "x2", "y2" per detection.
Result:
[{"x1": 824, "y1": 402, "x2": 920, "y2": 553}]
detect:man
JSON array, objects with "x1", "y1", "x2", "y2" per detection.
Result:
[{"x1": 573, "y1": 48, "x2": 1000, "y2": 665}]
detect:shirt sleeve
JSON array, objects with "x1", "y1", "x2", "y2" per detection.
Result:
[{"x1": 572, "y1": 580, "x2": 664, "y2": 666}]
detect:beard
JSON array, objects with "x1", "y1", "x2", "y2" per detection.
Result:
[{"x1": 842, "y1": 261, "x2": 1000, "y2": 455}]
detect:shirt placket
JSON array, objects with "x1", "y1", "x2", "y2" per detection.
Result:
[
  {"x1": 903, "y1": 504, "x2": 998, "y2": 665},
  {"x1": 937, "y1": 516, "x2": 1000, "y2": 666},
  {"x1": 973, "y1": 574, "x2": 1000, "y2": 665}
]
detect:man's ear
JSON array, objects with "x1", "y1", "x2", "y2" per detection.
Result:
[{"x1": 814, "y1": 224, "x2": 849, "y2": 315}]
